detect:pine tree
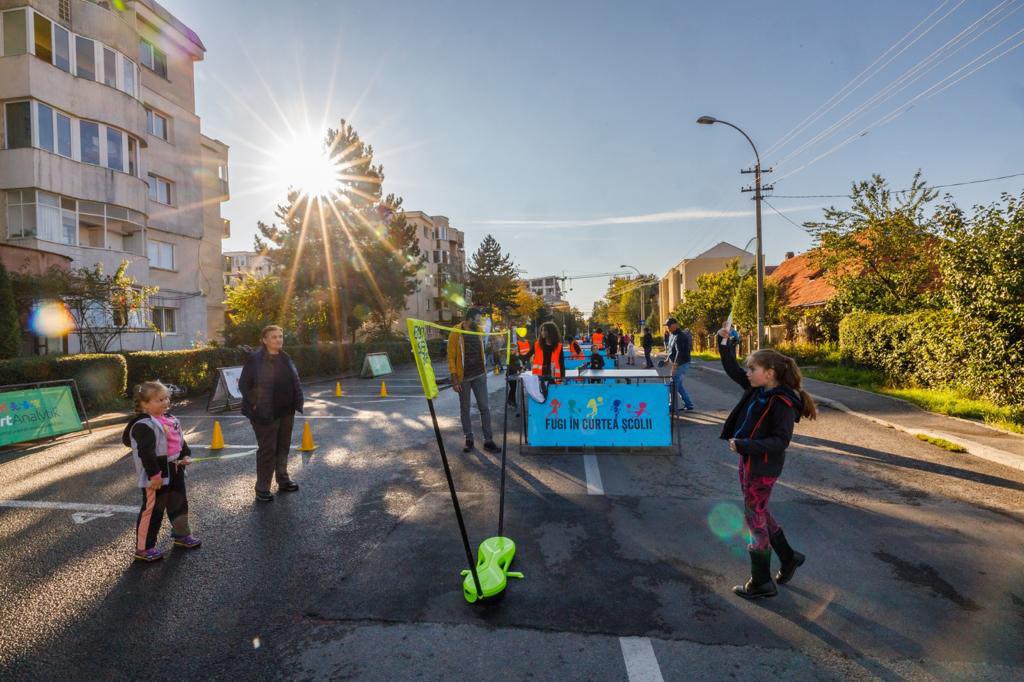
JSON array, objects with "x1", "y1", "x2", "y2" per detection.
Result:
[
  {"x1": 0, "y1": 262, "x2": 20, "y2": 358},
  {"x1": 467, "y1": 234, "x2": 519, "y2": 311}
]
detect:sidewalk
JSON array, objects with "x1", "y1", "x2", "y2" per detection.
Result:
[{"x1": 693, "y1": 359, "x2": 1024, "y2": 473}]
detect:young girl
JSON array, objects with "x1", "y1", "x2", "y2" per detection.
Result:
[
  {"x1": 121, "y1": 381, "x2": 201, "y2": 562},
  {"x1": 717, "y1": 328, "x2": 816, "y2": 599},
  {"x1": 625, "y1": 335, "x2": 637, "y2": 366}
]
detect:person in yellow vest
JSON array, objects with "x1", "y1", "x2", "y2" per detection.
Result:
[{"x1": 532, "y1": 321, "x2": 565, "y2": 384}]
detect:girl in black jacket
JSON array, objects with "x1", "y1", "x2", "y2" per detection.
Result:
[{"x1": 717, "y1": 328, "x2": 817, "y2": 599}]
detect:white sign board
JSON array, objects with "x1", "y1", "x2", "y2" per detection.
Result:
[
  {"x1": 207, "y1": 366, "x2": 244, "y2": 412},
  {"x1": 361, "y1": 352, "x2": 393, "y2": 378}
]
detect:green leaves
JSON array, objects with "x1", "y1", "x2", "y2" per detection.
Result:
[{"x1": 467, "y1": 235, "x2": 519, "y2": 312}]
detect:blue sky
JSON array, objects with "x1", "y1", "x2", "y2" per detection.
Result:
[{"x1": 164, "y1": 0, "x2": 1024, "y2": 313}]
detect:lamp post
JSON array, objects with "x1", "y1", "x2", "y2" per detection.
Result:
[
  {"x1": 696, "y1": 115, "x2": 768, "y2": 349},
  {"x1": 619, "y1": 264, "x2": 646, "y2": 328}
]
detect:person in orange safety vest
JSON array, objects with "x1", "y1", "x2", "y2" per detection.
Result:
[
  {"x1": 591, "y1": 328, "x2": 604, "y2": 351},
  {"x1": 531, "y1": 321, "x2": 564, "y2": 383}
]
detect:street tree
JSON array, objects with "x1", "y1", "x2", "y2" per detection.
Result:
[
  {"x1": 673, "y1": 259, "x2": 742, "y2": 340},
  {"x1": 255, "y1": 120, "x2": 422, "y2": 342},
  {"x1": 510, "y1": 282, "x2": 544, "y2": 323},
  {"x1": 467, "y1": 235, "x2": 519, "y2": 311},
  {"x1": 805, "y1": 171, "x2": 942, "y2": 314},
  {"x1": 58, "y1": 262, "x2": 156, "y2": 352},
  {"x1": 223, "y1": 274, "x2": 292, "y2": 346}
]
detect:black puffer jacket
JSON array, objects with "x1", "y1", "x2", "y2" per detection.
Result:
[
  {"x1": 238, "y1": 348, "x2": 304, "y2": 422},
  {"x1": 718, "y1": 338, "x2": 803, "y2": 478}
]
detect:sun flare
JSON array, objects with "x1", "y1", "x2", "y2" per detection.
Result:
[{"x1": 274, "y1": 136, "x2": 341, "y2": 198}]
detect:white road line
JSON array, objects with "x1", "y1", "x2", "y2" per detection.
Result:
[
  {"x1": 0, "y1": 500, "x2": 136, "y2": 514},
  {"x1": 619, "y1": 637, "x2": 664, "y2": 682},
  {"x1": 583, "y1": 454, "x2": 604, "y2": 495}
]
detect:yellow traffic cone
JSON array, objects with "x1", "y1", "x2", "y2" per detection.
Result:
[
  {"x1": 379, "y1": 381, "x2": 388, "y2": 397},
  {"x1": 210, "y1": 420, "x2": 225, "y2": 450},
  {"x1": 335, "y1": 381, "x2": 343, "y2": 397},
  {"x1": 299, "y1": 421, "x2": 316, "y2": 451}
]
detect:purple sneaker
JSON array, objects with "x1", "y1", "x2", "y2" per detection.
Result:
[
  {"x1": 173, "y1": 535, "x2": 202, "y2": 549},
  {"x1": 134, "y1": 547, "x2": 164, "y2": 562}
]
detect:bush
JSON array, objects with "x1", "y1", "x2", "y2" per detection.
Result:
[
  {"x1": 0, "y1": 354, "x2": 127, "y2": 410},
  {"x1": 839, "y1": 310, "x2": 1023, "y2": 408},
  {"x1": 122, "y1": 348, "x2": 247, "y2": 396}
]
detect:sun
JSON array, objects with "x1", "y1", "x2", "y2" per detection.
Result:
[{"x1": 274, "y1": 135, "x2": 342, "y2": 199}]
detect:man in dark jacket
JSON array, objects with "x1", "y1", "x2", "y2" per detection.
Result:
[
  {"x1": 641, "y1": 327, "x2": 654, "y2": 368},
  {"x1": 665, "y1": 317, "x2": 694, "y2": 412}
]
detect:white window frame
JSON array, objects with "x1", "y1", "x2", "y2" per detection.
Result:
[
  {"x1": 147, "y1": 239, "x2": 175, "y2": 270},
  {"x1": 146, "y1": 108, "x2": 168, "y2": 141},
  {"x1": 151, "y1": 306, "x2": 177, "y2": 333},
  {"x1": 1, "y1": 8, "x2": 29, "y2": 57},
  {"x1": 139, "y1": 37, "x2": 167, "y2": 78},
  {"x1": 147, "y1": 174, "x2": 172, "y2": 205}
]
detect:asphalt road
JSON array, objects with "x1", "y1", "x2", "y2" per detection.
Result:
[{"x1": 2, "y1": 358, "x2": 1023, "y2": 680}]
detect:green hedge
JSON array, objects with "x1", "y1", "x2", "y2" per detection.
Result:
[
  {"x1": 121, "y1": 337, "x2": 449, "y2": 396},
  {"x1": 839, "y1": 310, "x2": 1024, "y2": 407},
  {"x1": 0, "y1": 354, "x2": 127, "y2": 410}
]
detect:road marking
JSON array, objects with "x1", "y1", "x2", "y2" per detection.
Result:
[
  {"x1": 583, "y1": 454, "x2": 604, "y2": 495},
  {"x1": 0, "y1": 500, "x2": 136, "y2": 514},
  {"x1": 72, "y1": 511, "x2": 114, "y2": 524},
  {"x1": 619, "y1": 637, "x2": 664, "y2": 682}
]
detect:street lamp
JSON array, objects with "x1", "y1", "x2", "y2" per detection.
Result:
[
  {"x1": 696, "y1": 115, "x2": 767, "y2": 349},
  {"x1": 619, "y1": 264, "x2": 647, "y2": 328}
]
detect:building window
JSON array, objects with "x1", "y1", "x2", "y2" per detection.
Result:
[
  {"x1": 151, "y1": 307, "x2": 176, "y2": 333},
  {"x1": 5, "y1": 101, "x2": 31, "y2": 149},
  {"x1": 103, "y1": 47, "x2": 117, "y2": 87},
  {"x1": 61, "y1": 197, "x2": 77, "y2": 245},
  {"x1": 147, "y1": 174, "x2": 172, "y2": 205},
  {"x1": 56, "y1": 112, "x2": 72, "y2": 157},
  {"x1": 139, "y1": 38, "x2": 167, "y2": 78},
  {"x1": 5, "y1": 190, "x2": 37, "y2": 238},
  {"x1": 148, "y1": 239, "x2": 175, "y2": 270},
  {"x1": 75, "y1": 35, "x2": 95, "y2": 80},
  {"x1": 2, "y1": 9, "x2": 27, "y2": 56},
  {"x1": 122, "y1": 57, "x2": 136, "y2": 97},
  {"x1": 146, "y1": 109, "x2": 168, "y2": 140},
  {"x1": 36, "y1": 192, "x2": 62, "y2": 243},
  {"x1": 36, "y1": 103, "x2": 54, "y2": 152},
  {"x1": 33, "y1": 12, "x2": 52, "y2": 63},
  {"x1": 79, "y1": 120, "x2": 100, "y2": 164},
  {"x1": 53, "y1": 24, "x2": 70, "y2": 71},
  {"x1": 127, "y1": 136, "x2": 138, "y2": 176},
  {"x1": 106, "y1": 127, "x2": 123, "y2": 172},
  {"x1": 58, "y1": 0, "x2": 71, "y2": 22}
]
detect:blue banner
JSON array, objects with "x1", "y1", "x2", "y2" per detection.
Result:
[
  {"x1": 527, "y1": 383, "x2": 670, "y2": 447},
  {"x1": 563, "y1": 346, "x2": 605, "y2": 370}
]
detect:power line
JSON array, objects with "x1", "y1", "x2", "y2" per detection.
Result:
[
  {"x1": 763, "y1": 199, "x2": 810, "y2": 231},
  {"x1": 767, "y1": 171, "x2": 1024, "y2": 199}
]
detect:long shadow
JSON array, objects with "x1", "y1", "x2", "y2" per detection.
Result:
[{"x1": 794, "y1": 434, "x2": 1024, "y2": 493}]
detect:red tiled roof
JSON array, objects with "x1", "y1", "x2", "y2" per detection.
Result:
[{"x1": 768, "y1": 251, "x2": 836, "y2": 307}]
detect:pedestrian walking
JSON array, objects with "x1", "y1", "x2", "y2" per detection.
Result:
[
  {"x1": 123, "y1": 381, "x2": 200, "y2": 562},
  {"x1": 642, "y1": 327, "x2": 654, "y2": 368},
  {"x1": 606, "y1": 328, "x2": 618, "y2": 364},
  {"x1": 449, "y1": 308, "x2": 500, "y2": 454},
  {"x1": 717, "y1": 326, "x2": 817, "y2": 599},
  {"x1": 625, "y1": 334, "x2": 636, "y2": 366},
  {"x1": 665, "y1": 317, "x2": 695, "y2": 412},
  {"x1": 490, "y1": 331, "x2": 505, "y2": 373},
  {"x1": 238, "y1": 325, "x2": 305, "y2": 503},
  {"x1": 619, "y1": 330, "x2": 628, "y2": 357}
]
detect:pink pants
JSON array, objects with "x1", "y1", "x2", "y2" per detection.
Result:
[{"x1": 738, "y1": 458, "x2": 780, "y2": 550}]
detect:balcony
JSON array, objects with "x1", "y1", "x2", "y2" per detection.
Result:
[
  {"x1": 217, "y1": 179, "x2": 230, "y2": 199},
  {"x1": 8, "y1": 237, "x2": 149, "y2": 281},
  {"x1": 221, "y1": 218, "x2": 231, "y2": 238}
]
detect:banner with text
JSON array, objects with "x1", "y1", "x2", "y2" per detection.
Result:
[
  {"x1": 0, "y1": 385, "x2": 83, "y2": 447},
  {"x1": 527, "y1": 383, "x2": 670, "y2": 447}
]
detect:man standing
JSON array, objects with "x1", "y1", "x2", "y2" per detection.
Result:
[
  {"x1": 606, "y1": 327, "x2": 618, "y2": 366},
  {"x1": 448, "y1": 308, "x2": 500, "y2": 454},
  {"x1": 665, "y1": 317, "x2": 695, "y2": 412},
  {"x1": 642, "y1": 326, "x2": 654, "y2": 368}
]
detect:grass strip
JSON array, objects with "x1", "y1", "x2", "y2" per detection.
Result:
[{"x1": 915, "y1": 434, "x2": 967, "y2": 453}]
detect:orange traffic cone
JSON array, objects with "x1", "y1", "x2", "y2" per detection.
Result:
[
  {"x1": 210, "y1": 420, "x2": 225, "y2": 450},
  {"x1": 335, "y1": 381, "x2": 344, "y2": 397},
  {"x1": 379, "y1": 381, "x2": 388, "y2": 397},
  {"x1": 299, "y1": 421, "x2": 316, "y2": 451}
]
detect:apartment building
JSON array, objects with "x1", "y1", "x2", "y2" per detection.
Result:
[
  {"x1": 658, "y1": 241, "x2": 755, "y2": 317},
  {"x1": 223, "y1": 249, "x2": 273, "y2": 286},
  {"x1": 0, "y1": 0, "x2": 229, "y2": 352},
  {"x1": 399, "y1": 211, "x2": 466, "y2": 333},
  {"x1": 523, "y1": 275, "x2": 567, "y2": 306}
]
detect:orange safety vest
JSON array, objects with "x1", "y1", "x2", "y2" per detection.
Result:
[
  {"x1": 569, "y1": 340, "x2": 584, "y2": 360},
  {"x1": 532, "y1": 341, "x2": 563, "y2": 381},
  {"x1": 516, "y1": 340, "x2": 531, "y2": 356},
  {"x1": 591, "y1": 332, "x2": 604, "y2": 350}
]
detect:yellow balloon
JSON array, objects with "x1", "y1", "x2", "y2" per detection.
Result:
[{"x1": 516, "y1": 327, "x2": 528, "y2": 338}]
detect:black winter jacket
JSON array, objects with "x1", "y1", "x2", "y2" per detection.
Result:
[
  {"x1": 718, "y1": 338, "x2": 803, "y2": 478},
  {"x1": 238, "y1": 348, "x2": 305, "y2": 422}
]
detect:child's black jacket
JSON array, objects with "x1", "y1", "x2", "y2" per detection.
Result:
[{"x1": 718, "y1": 339, "x2": 803, "y2": 478}]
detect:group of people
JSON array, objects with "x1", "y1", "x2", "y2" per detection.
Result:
[
  {"x1": 587, "y1": 326, "x2": 656, "y2": 368},
  {"x1": 125, "y1": 310, "x2": 818, "y2": 602}
]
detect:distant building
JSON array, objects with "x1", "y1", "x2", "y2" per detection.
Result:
[
  {"x1": 768, "y1": 249, "x2": 837, "y2": 341},
  {"x1": 658, "y1": 242, "x2": 755, "y2": 317},
  {"x1": 524, "y1": 275, "x2": 568, "y2": 307},
  {"x1": 398, "y1": 211, "x2": 466, "y2": 333},
  {"x1": 223, "y1": 250, "x2": 274, "y2": 285}
]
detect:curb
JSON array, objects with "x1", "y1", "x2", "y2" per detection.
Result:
[{"x1": 693, "y1": 364, "x2": 1024, "y2": 474}]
